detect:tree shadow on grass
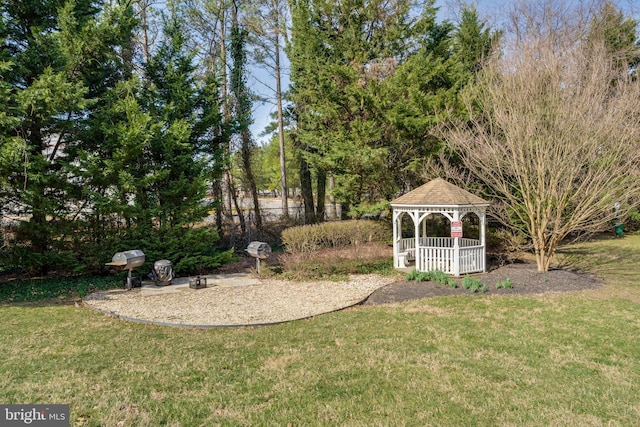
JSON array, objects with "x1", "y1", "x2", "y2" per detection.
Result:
[{"x1": 555, "y1": 234, "x2": 640, "y2": 284}]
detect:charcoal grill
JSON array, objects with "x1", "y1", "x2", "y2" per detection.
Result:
[
  {"x1": 106, "y1": 250, "x2": 146, "y2": 290},
  {"x1": 246, "y1": 241, "x2": 271, "y2": 274},
  {"x1": 149, "y1": 259, "x2": 174, "y2": 286}
]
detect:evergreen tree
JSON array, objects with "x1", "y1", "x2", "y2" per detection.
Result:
[
  {"x1": 87, "y1": 11, "x2": 231, "y2": 274},
  {"x1": 453, "y1": 5, "x2": 500, "y2": 75},
  {"x1": 587, "y1": 1, "x2": 639, "y2": 73},
  {"x1": 142, "y1": 14, "x2": 213, "y2": 229},
  {"x1": 421, "y1": 4, "x2": 501, "y2": 186},
  {"x1": 0, "y1": 0, "x2": 136, "y2": 273},
  {"x1": 287, "y1": 0, "x2": 464, "y2": 218},
  {"x1": 0, "y1": 30, "x2": 20, "y2": 193}
]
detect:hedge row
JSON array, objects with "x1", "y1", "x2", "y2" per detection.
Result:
[{"x1": 281, "y1": 220, "x2": 391, "y2": 253}]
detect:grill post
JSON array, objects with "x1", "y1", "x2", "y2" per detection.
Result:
[{"x1": 126, "y1": 269, "x2": 134, "y2": 290}]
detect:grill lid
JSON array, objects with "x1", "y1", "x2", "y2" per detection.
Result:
[
  {"x1": 106, "y1": 250, "x2": 146, "y2": 269},
  {"x1": 246, "y1": 241, "x2": 271, "y2": 259}
]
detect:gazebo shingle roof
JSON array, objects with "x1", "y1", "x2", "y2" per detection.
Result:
[{"x1": 391, "y1": 178, "x2": 490, "y2": 206}]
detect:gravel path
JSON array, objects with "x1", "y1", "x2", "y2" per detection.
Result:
[{"x1": 83, "y1": 274, "x2": 396, "y2": 328}]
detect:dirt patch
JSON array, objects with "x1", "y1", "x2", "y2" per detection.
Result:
[{"x1": 363, "y1": 263, "x2": 604, "y2": 305}]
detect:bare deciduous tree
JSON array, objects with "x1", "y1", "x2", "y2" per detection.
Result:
[
  {"x1": 244, "y1": 0, "x2": 291, "y2": 218},
  {"x1": 444, "y1": 2, "x2": 640, "y2": 272}
]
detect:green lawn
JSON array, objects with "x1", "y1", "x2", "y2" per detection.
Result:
[{"x1": 2, "y1": 235, "x2": 640, "y2": 426}]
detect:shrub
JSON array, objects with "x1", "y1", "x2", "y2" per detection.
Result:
[
  {"x1": 486, "y1": 228, "x2": 530, "y2": 253},
  {"x1": 277, "y1": 242, "x2": 394, "y2": 280},
  {"x1": 469, "y1": 281, "x2": 478, "y2": 293},
  {"x1": 281, "y1": 220, "x2": 391, "y2": 253},
  {"x1": 406, "y1": 269, "x2": 421, "y2": 281},
  {"x1": 121, "y1": 226, "x2": 236, "y2": 276},
  {"x1": 0, "y1": 221, "x2": 235, "y2": 277},
  {"x1": 625, "y1": 208, "x2": 640, "y2": 232}
]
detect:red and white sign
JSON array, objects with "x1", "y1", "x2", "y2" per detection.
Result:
[{"x1": 451, "y1": 221, "x2": 463, "y2": 238}]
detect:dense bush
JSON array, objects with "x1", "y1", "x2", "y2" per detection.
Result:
[
  {"x1": 0, "y1": 224, "x2": 235, "y2": 277},
  {"x1": 129, "y1": 227, "x2": 236, "y2": 276},
  {"x1": 281, "y1": 220, "x2": 391, "y2": 253}
]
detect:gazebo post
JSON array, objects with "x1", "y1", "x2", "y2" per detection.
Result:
[
  {"x1": 392, "y1": 210, "x2": 400, "y2": 268},
  {"x1": 452, "y1": 211, "x2": 460, "y2": 277},
  {"x1": 413, "y1": 211, "x2": 421, "y2": 271},
  {"x1": 480, "y1": 211, "x2": 487, "y2": 273}
]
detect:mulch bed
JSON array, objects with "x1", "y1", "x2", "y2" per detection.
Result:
[
  {"x1": 363, "y1": 263, "x2": 604, "y2": 305},
  {"x1": 221, "y1": 253, "x2": 605, "y2": 306}
]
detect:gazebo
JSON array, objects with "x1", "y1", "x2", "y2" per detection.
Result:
[{"x1": 391, "y1": 178, "x2": 490, "y2": 276}]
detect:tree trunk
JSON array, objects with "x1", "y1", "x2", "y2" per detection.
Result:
[
  {"x1": 227, "y1": 173, "x2": 245, "y2": 236},
  {"x1": 274, "y1": 8, "x2": 289, "y2": 219},
  {"x1": 29, "y1": 198, "x2": 50, "y2": 275},
  {"x1": 219, "y1": 6, "x2": 233, "y2": 218},
  {"x1": 533, "y1": 237, "x2": 556, "y2": 272},
  {"x1": 299, "y1": 154, "x2": 315, "y2": 224},
  {"x1": 340, "y1": 202, "x2": 350, "y2": 220},
  {"x1": 231, "y1": 6, "x2": 261, "y2": 233},
  {"x1": 316, "y1": 168, "x2": 327, "y2": 222},
  {"x1": 139, "y1": 0, "x2": 151, "y2": 64},
  {"x1": 241, "y1": 129, "x2": 263, "y2": 231},
  {"x1": 329, "y1": 172, "x2": 337, "y2": 219},
  {"x1": 211, "y1": 180, "x2": 224, "y2": 235}
]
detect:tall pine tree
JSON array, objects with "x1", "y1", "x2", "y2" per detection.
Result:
[
  {"x1": 0, "y1": 0, "x2": 136, "y2": 273},
  {"x1": 287, "y1": 0, "x2": 464, "y2": 218},
  {"x1": 87, "y1": 11, "x2": 231, "y2": 274}
]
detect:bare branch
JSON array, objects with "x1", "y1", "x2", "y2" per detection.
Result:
[{"x1": 444, "y1": 1, "x2": 640, "y2": 271}]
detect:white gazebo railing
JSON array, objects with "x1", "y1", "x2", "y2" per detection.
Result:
[
  {"x1": 391, "y1": 178, "x2": 490, "y2": 277},
  {"x1": 397, "y1": 237, "x2": 485, "y2": 275}
]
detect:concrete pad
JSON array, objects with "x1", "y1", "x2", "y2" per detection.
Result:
[{"x1": 140, "y1": 273, "x2": 261, "y2": 297}]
